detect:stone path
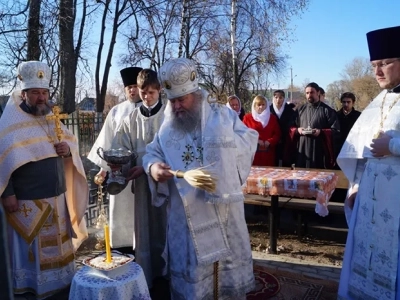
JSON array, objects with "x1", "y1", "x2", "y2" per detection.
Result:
[
  {"x1": 253, "y1": 250, "x2": 341, "y2": 282},
  {"x1": 14, "y1": 249, "x2": 341, "y2": 299}
]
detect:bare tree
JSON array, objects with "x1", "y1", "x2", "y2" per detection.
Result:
[
  {"x1": 27, "y1": 0, "x2": 42, "y2": 60},
  {"x1": 327, "y1": 57, "x2": 380, "y2": 111},
  {"x1": 94, "y1": 0, "x2": 142, "y2": 113},
  {"x1": 177, "y1": 0, "x2": 189, "y2": 58},
  {"x1": 0, "y1": 0, "x2": 96, "y2": 110},
  {"x1": 121, "y1": 0, "x2": 222, "y2": 70},
  {"x1": 230, "y1": 0, "x2": 237, "y2": 93},
  {"x1": 340, "y1": 57, "x2": 372, "y2": 81},
  {"x1": 121, "y1": 0, "x2": 178, "y2": 70},
  {"x1": 59, "y1": 0, "x2": 88, "y2": 113},
  {"x1": 199, "y1": 0, "x2": 309, "y2": 102}
]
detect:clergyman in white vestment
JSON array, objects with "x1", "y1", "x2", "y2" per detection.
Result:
[
  {"x1": 0, "y1": 61, "x2": 88, "y2": 299},
  {"x1": 87, "y1": 67, "x2": 142, "y2": 253},
  {"x1": 337, "y1": 25, "x2": 400, "y2": 300},
  {"x1": 112, "y1": 69, "x2": 167, "y2": 288},
  {"x1": 143, "y1": 58, "x2": 258, "y2": 299}
]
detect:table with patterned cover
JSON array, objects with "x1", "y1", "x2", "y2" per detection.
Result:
[
  {"x1": 69, "y1": 262, "x2": 151, "y2": 300},
  {"x1": 243, "y1": 167, "x2": 339, "y2": 253}
]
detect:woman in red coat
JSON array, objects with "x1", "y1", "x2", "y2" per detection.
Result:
[{"x1": 243, "y1": 95, "x2": 281, "y2": 166}]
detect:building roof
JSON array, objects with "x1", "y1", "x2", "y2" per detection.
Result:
[{"x1": 77, "y1": 97, "x2": 96, "y2": 111}]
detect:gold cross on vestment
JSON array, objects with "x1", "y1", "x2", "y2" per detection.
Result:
[
  {"x1": 19, "y1": 203, "x2": 32, "y2": 217},
  {"x1": 46, "y1": 106, "x2": 69, "y2": 142}
]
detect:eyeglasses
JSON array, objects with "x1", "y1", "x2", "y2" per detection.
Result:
[{"x1": 371, "y1": 58, "x2": 400, "y2": 70}]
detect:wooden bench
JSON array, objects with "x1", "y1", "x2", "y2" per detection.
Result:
[{"x1": 244, "y1": 167, "x2": 349, "y2": 237}]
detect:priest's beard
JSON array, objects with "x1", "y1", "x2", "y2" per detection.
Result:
[
  {"x1": 26, "y1": 101, "x2": 52, "y2": 116},
  {"x1": 170, "y1": 95, "x2": 202, "y2": 134},
  {"x1": 128, "y1": 95, "x2": 140, "y2": 103}
]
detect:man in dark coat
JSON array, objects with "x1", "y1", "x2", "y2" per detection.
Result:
[
  {"x1": 292, "y1": 82, "x2": 341, "y2": 169},
  {"x1": 336, "y1": 92, "x2": 361, "y2": 152}
]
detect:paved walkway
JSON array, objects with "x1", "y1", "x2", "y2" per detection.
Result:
[
  {"x1": 252, "y1": 250, "x2": 341, "y2": 283},
  {"x1": 14, "y1": 249, "x2": 342, "y2": 299}
]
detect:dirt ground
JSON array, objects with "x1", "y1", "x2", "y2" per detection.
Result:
[
  {"x1": 246, "y1": 209, "x2": 347, "y2": 267},
  {"x1": 78, "y1": 208, "x2": 347, "y2": 268},
  {"x1": 248, "y1": 222, "x2": 345, "y2": 267}
]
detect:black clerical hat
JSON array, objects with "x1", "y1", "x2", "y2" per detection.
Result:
[
  {"x1": 367, "y1": 26, "x2": 400, "y2": 61},
  {"x1": 120, "y1": 67, "x2": 143, "y2": 87}
]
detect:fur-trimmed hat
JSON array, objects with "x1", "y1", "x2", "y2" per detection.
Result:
[
  {"x1": 17, "y1": 61, "x2": 51, "y2": 90},
  {"x1": 158, "y1": 58, "x2": 199, "y2": 99},
  {"x1": 120, "y1": 67, "x2": 143, "y2": 87},
  {"x1": 367, "y1": 26, "x2": 400, "y2": 61}
]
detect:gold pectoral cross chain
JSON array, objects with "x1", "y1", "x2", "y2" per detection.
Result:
[{"x1": 374, "y1": 92, "x2": 400, "y2": 138}]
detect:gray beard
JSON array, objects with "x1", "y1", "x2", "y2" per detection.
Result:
[
  {"x1": 171, "y1": 110, "x2": 201, "y2": 133},
  {"x1": 170, "y1": 101, "x2": 202, "y2": 133},
  {"x1": 29, "y1": 103, "x2": 52, "y2": 116}
]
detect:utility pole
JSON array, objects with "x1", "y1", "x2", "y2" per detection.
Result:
[{"x1": 290, "y1": 67, "x2": 293, "y2": 103}]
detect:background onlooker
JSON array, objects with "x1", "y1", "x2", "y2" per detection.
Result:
[
  {"x1": 243, "y1": 95, "x2": 281, "y2": 166},
  {"x1": 336, "y1": 92, "x2": 361, "y2": 152},
  {"x1": 291, "y1": 82, "x2": 340, "y2": 169},
  {"x1": 226, "y1": 95, "x2": 245, "y2": 120},
  {"x1": 270, "y1": 90, "x2": 296, "y2": 166}
]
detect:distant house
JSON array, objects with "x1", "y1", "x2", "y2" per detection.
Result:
[
  {"x1": 77, "y1": 96, "x2": 120, "y2": 114},
  {"x1": 77, "y1": 97, "x2": 96, "y2": 112},
  {"x1": 0, "y1": 95, "x2": 9, "y2": 118}
]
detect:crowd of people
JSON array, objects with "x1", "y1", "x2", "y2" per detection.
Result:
[
  {"x1": 1, "y1": 24, "x2": 400, "y2": 300},
  {"x1": 235, "y1": 83, "x2": 360, "y2": 171}
]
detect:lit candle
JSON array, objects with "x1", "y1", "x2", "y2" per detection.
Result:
[{"x1": 104, "y1": 224, "x2": 112, "y2": 263}]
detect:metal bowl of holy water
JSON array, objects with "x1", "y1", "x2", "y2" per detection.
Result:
[{"x1": 97, "y1": 147, "x2": 137, "y2": 165}]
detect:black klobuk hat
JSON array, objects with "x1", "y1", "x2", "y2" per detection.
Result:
[
  {"x1": 120, "y1": 67, "x2": 143, "y2": 87},
  {"x1": 367, "y1": 26, "x2": 400, "y2": 61}
]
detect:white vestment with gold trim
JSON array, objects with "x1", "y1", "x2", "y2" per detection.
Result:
[
  {"x1": 0, "y1": 91, "x2": 88, "y2": 299},
  {"x1": 338, "y1": 90, "x2": 400, "y2": 300}
]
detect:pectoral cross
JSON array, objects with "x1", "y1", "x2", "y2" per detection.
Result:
[
  {"x1": 46, "y1": 106, "x2": 68, "y2": 142},
  {"x1": 18, "y1": 203, "x2": 32, "y2": 217}
]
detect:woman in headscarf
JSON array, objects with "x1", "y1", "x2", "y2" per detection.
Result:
[
  {"x1": 270, "y1": 89, "x2": 296, "y2": 166},
  {"x1": 226, "y1": 95, "x2": 245, "y2": 120},
  {"x1": 243, "y1": 95, "x2": 281, "y2": 166}
]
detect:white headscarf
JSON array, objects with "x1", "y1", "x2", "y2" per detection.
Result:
[
  {"x1": 272, "y1": 98, "x2": 287, "y2": 119},
  {"x1": 251, "y1": 95, "x2": 270, "y2": 128},
  {"x1": 226, "y1": 95, "x2": 242, "y2": 116}
]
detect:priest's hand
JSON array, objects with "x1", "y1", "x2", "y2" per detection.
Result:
[
  {"x1": 298, "y1": 128, "x2": 306, "y2": 135},
  {"x1": 54, "y1": 142, "x2": 71, "y2": 157},
  {"x1": 126, "y1": 166, "x2": 145, "y2": 181},
  {"x1": 312, "y1": 129, "x2": 321, "y2": 137},
  {"x1": 347, "y1": 185, "x2": 358, "y2": 209},
  {"x1": 1, "y1": 195, "x2": 19, "y2": 213},
  {"x1": 150, "y1": 162, "x2": 174, "y2": 182},
  {"x1": 94, "y1": 169, "x2": 107, "y2": 185},
  {"x1": 370, "y1": 132, "x2": 392, "y2": 157}
]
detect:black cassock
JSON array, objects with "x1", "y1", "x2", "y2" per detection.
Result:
[
  {"x1": 270, "y1": 103, "x2": 296, "y2": 166},
  {"x1": 336, "y1": 108, "x2": 361, "y2": 151},
  {"x1": 295, "y1": 101, "x2": 340, "y2": 169}
]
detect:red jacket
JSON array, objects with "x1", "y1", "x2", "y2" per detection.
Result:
[{"x1": 243, "y1": 113, "x2": 281, "y2": 166}]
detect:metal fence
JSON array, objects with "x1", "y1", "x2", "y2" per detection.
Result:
[
  {"x1": 63, "y1": 111, "x2": 106, "y2": 157},
  {"x1": 64, "y1": 111, "x2": 111, "y2": 227}
]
